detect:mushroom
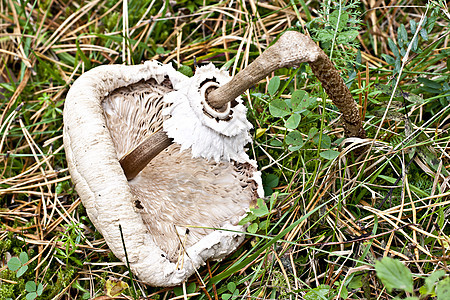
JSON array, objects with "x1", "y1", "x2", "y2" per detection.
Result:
[{"x1": 63, "y1": 31, "x2": 365, "y2": 287}]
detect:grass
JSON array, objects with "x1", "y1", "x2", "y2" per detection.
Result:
[{"x1": 1, "y1": 0, "x2": 449, "y2": 299}]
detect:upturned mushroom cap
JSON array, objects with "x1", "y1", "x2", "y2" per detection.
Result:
[{"x1": 64, "y1": 61, "x2": 262, "y2": 286}]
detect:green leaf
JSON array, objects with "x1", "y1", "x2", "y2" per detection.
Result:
[
  {"x1": 268, "y1": 76, "x2": 280, "y2": 96},
  {"x1": 320, "y1": 150, "x2": 340, "y2": 160},
  {"x1": 227, "y1": 282, "x2": 236, "y2": 292},
  {"x1": 382, "y1": 54, "x2": 395, "y2": 65},
  {"x1": 19, "y1": 252, "x2": 29, "y2": 264},
  {"x1": 36, "y1": 283, "x2": 44, "y2": 296},
  {"x1": 252, "y1": 198, "x2": 269, "y2": 217},
  {"x1": 247, "y1": 223, "x2": 258, "y2": 233},
  {"x1": 420, "y1": 28, "x2": 428, "y2": 41},
  {"x1": 285, "y1": 130, "x2": 303, "y2": 147},
  {"x1": 25, "y1": 281, "x2": 37, "y2": 292},
  {"x1": 186, "y1": 283, "x2": 196, "y2": 294},
  {"x1": 375, "y1": 257, "x2": 413, "y2": 293},
  {"x1": 291, "y1": 90, "x2": 314, "y2": 111},
  {"x1": 26, "y1": 292, "x2": 37, "y2": 300},
  {"x1": 421, "y1": 270, "x2": 446, "y2": 295},
  {"x1": 337, "y1": 30, "x2": 359, "y2": 44},
  {"x1": 303, "y1": 285, "x2": 331, "y2": 300},
  {"x1": 264, "y1": 174, "x2": 279, "y2": 188},
  {"x1": 348, "y1": 276, "x2": 363, "y2": 290},
  {"x1": 338, "y1": 283, "x2": 348, "y2": 299},
  {"x1": 269, "y1": 99, "x2": 290, "y2": 117},
  {"x1": 321, "y1": 134, "x2": 332, "y2": 149},
  {"x1": 259, "y1": 220, "x2": 269, "y2": 230},
  {"x1": 177, "y1": 65, "x2": 193, "y2": 77},
  {"x1": 436, "y1": 277, "x2": 450, "y2": 300},
  {"x1": 388, "y1": 38, "x2": 400, "y2": 58},
  {"x1": 330, "y1": 10, "x2": 348, "y2": 32},
  {"x1": 7, "y1": 257, "x2": 21, "y2": 272},
  {"x1": 285, "y1": 114, "x2": 301, "y2": 129},
  {"x1": 418, "y1": 77, "x2": 442, "y2": 91},
  {"x1": 308, "y1": 127, "x2": 318, "y2": 140},
  {"x1": 221, "y1": 294, "x2": 232, "y2": 300},
  {"x1": 397, "y1": 24, "x2": 408, "y2": 48},
  {"x1": 17, "y1": 265, "x2": 28, "y2": 277},
  {"x1": 317, "y1": 30, "x2": 334, "y2": 43},
  {"x1": 410, "y1": 19, "x2": 417, "y2": 34},
  {"x1": 238, "y1": 212, "x2": 257, "y2": 225},
  {"x1": 270, "y1": 139, "x2": 283, "y2": 147}
]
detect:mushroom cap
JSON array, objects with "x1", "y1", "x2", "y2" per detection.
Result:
[{"x1": 63, "y1": 61, "x2": 262, "y2": 286}]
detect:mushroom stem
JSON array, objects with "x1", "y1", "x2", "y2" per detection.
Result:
[
  {"x1": 207, "y1": 31, "x2": 320, "y2": 109},
  {"x1": 121, "y1": 31, "x2": 366, "y2": 179},
  {"x1": 120, "y1": 130, "x2": 173, "y2": 180},
  {"x1": 208, "y1": 31, "x2": 366, "y2": 139}
]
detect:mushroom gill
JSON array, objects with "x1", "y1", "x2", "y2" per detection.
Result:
[{"x1": 101, "y1": 77, "x2": 258, "y2": 261}]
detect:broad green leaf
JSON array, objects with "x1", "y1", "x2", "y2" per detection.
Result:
[
  {"x1": 394, "y1": 57, "x2": 401, "y2": 73},
  {"x1": 264, "y1": 174, "x2": 279, "y2": 188},
  {"x1": 221, "y1": 294, "x2": 232, "y2": 300},
  {"x1": 356, "y1": 50, "x2": 362, "y2": 64},
  {"x1": 436, "y1": 277, "x2": 450, "y2": 300},
  {"x1": 319, "y1": 134, "x2": 331, "y2": 148},
  {"x1": 348, "y1": 275, "x2": 363, "y2": 290},
  {"x1": 388, "y1": 38, "x2": 400, "y2": 58},
  {"x1": 382, "y1": 54, "x2": 395, "y2": 65},
  {"x1": 19, "y1": 252, "x2": 29, "y2": 264},
  {"x1": 410, "y1": 19, "x2": 417, "y2": 34},
  {"x1": 288, "y1": 145, "x2": 302, "y2": 151},
  {"x1": 227, "y1": 282, "x2": 236, "y2": 292},
  {"x1": 238, "y1": 212, "x2": 258, "y2": 225},
  {"x1": 268, "y1": 76, "x2": 280, "y2": 96},
  {"x1": 25, "y1": 281, "x2": 36, "y2": 292},
  {"x1": 270, "y1": 139, "x2": 283, "y2": 147},
  {"x1": 330, "y1": 10, "x2": 348, "y2": 32},
  {"x1": 421, "y1": 270, "x2": 446, "y2": 295},
  {"x1": 269, "y1": 99, "x2": 290, "y2": 117},
  {"x1": 26, "y1": 292, "x2": 37, "y2": 300},
  {"x1": 303, "y1": 285, "x2": 331, "y2": 300},
  {"x1": 337, "y1": 30, "x2": 359, "y2": 44},
  {"x1": 285, "y1": 130, "x2": 303, "y2": 147},
  {"x1": 411, "y1": 35, "x2": 419, "y2": 52},
  {"x1": 7, "y1": 257, "x2": 21, "y2": 272},
  {"x1": 338, "y1": 283, "x2": 348, "y2": 299},
  {"x1": 420, "y1": 28, "x2": 428, "y2": 41},
  {"x1": 252, "y1": 198, "x2": 269, "y2": 217},
  {"x1": 418, "y1": 77, "x2": 442, "y2": 90},
  {"x1": 375, "y1": 257, "x2": 413, "y2": 293},
  {"x1": 36, "y1": 283, "x2": 44, "y2": 296},
  {"x1": 320, "y1": 150, "x2": 340, "y2": 160},
  {"x1": 177, "y1": 65, "x2": 193, "y2": 77},
  {"x1": 317, "y1": 30, "x2": 334, "y2": 43},
  {"x1": 186, "y1": 283, "x2": 196, "y2": 294},
  {"x1": 259, "y1": 220, "x2": 269, "y2": 230},
  {"x1": 17, "y1": 265, "x2": 28, "y2": 277},
  {"x1": 308, "y1": 127, "x2": 318, "y2": 140},
  {"x1": 247, "y1": 223, "x2": 258, "y2": 233},
  {"x1": 285, "y1": 114, "x2": 301, "y2": 129},
  {"x1": 397, "y1": 24, "x2": 408, "y2": 48},
  {"x1": 292, "y1": 90, "x2": 314, "y2": 111}
]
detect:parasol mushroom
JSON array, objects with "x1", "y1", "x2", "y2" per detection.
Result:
[{"x1": 63, "y1": 30, "x2": 365, "y2": 287}]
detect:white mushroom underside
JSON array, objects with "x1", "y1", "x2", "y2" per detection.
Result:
[{"x1": 102, "y1": 78, "x2": 258, "y2": 261}]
